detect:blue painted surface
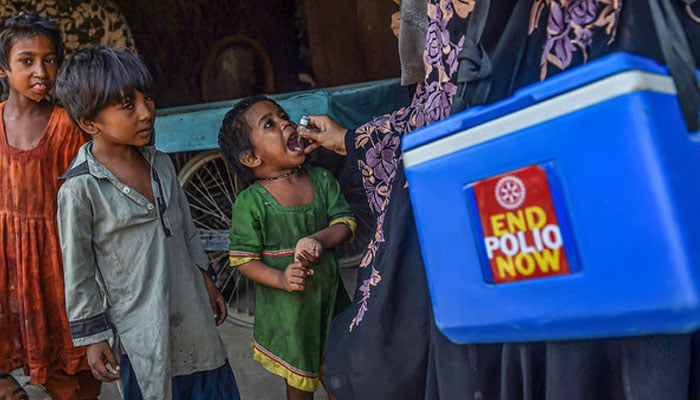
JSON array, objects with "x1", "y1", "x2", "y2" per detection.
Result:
[{"x1": 154, "y1": 78, "x2": 409, "y2": 153}]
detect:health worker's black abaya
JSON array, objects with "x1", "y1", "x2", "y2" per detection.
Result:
[{"x1": 323, "y1": 1, "x2": 700, "y2": 399}]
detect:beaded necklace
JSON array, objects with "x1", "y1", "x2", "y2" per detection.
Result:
[{"x1": 256, "y1": 165, "x2": 303, "y2": 182}]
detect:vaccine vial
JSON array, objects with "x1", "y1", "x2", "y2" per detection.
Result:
[{"x1": 297, "y1": 115, "x2": 310, "y2": 134}]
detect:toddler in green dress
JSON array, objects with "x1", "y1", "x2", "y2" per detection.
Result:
[{"x1": 218, "y1": 95, "x2": 355, "y2": 400}]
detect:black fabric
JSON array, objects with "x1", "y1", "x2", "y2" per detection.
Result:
[
  {"x1": 324, "y1": 2, "x2": 700, "y2": 399},
  {"x1": 450, "y1": 0, "x2": 492, "y2": 114},
  {"x1": 479, "y1": 0, "x2": 700, "y2": 107},
  {"x1": 324, "y1": 154, "x2": 431, "y2": 400},
  {"x1": 425, "y1": 325, "x2": 502, "y2": 400},
  {"x1": 648, "y1": 0, "x2": 700, "y2": 130}
]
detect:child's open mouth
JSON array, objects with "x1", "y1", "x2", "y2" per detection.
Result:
[{"x1": 287, "y1": 132, "x2": 303, "y2": 152}]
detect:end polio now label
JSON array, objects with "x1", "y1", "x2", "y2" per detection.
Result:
[{"x1": 472, "y1": 164, "x2": 575, "y2": 284}]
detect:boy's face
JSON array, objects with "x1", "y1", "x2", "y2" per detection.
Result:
[
  {"x1": 80, "y1": 90, "x2": 155, "y2": 147},
  {"x1": 0, "y1": 34, "x2": 57, "y2": 103},
  {"x1": 0, "y1": 377, "x2": 29, "y2": 400},
  {"x1": 243, "y1": 100, "x2": 306, "y2": 173}
]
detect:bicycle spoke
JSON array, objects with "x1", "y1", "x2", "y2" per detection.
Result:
[{"x1": 178, "y1": 151, "x2": 254, "y2": 328}]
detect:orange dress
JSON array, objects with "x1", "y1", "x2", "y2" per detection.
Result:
[{"x1": 0, "y1": 103, "x2": 89, "y2": 384}]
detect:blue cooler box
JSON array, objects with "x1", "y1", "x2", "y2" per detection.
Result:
[{"x1": 403, "y1": 52, "x2": 700, "y2": 343}]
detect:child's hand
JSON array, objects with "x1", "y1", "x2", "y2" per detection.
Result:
[
  {"x1": 295, "y1": 237, "x2": 322, "y2": 268},
  {"x1": 201, "y1": 269, "x2": 228, "y2": 325},
  {"x1": 86, "y1": 341, "x2": 120, "y2": 382},
  {"x1": 280, "y1": 261, "x2": 315, "y2": 292}
]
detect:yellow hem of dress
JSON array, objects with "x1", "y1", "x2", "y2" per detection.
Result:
[{"x1": 252, "y1": 343, "x2": 319, "y2": 392}]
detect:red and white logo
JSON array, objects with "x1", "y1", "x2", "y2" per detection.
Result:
[
  {"x1": 495, "y1": 175, "x2": 526, "y2": 209},
  {"x1": 473, "y1": 165, "x2": 572, "y2": 284}
]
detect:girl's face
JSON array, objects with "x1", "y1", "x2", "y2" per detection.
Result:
[
  {"x1": 244, "y1": 100, "x2": 305, "y2": 171},
  {"x1": 82, "y1": 90, "x2": 155, "y2": 147},
  {"x1": 0, "y1": 34, "x2": 58, "y2": 103}
]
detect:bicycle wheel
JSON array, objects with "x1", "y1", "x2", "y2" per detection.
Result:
[{"x1": 177, "y1": 150, "x2": 255, "y2": 327}]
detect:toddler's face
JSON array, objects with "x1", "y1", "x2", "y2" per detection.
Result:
[
  {"x1": 0, "y1": 377, "x2": 29, "y2": 400},
  {"x1": 244, "y1": 100, "x2": 306, "y2": 169}
]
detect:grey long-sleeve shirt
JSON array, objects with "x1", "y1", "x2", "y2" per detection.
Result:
[{"x1": 57, "y1": 143, "x2": 227, "y2": 400}]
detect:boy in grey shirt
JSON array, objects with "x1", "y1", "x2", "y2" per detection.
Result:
[{"x1": 55, "y1": 46, "x2": 240, "y2": 400}]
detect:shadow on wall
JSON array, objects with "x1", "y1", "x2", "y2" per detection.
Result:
[{"x1": 201, "y1": 34, "x2": 275, "y2": 103}]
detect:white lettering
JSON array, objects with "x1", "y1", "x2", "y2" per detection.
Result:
[
  {"x1": 542, "y1": 225, "x2": 562, "y2": 249},
  {"x1": 485, "y1": 237, "x2": 499, "y2": 259},
  {"x1": 484, "y1": 224, "x2": 563, "y2": 257}
]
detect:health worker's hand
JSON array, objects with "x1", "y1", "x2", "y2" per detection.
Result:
[{"x1": 300, "y1": 115, "x2": 348, "y2": 156}]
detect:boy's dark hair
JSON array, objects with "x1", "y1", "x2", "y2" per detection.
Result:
[
  {"x1": 218, "y1": 94, "x2": 276, "y2": 185},
  {"x1": 0, "y1": 13, "x2": 64, "y2": 70},
  {"x1": 55, "y1": 46, "x2": 152, "y2": 123}
]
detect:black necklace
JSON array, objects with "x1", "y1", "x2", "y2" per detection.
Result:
[{"x1": 257, "y1": 165, "x2": 302, "y2": 182}]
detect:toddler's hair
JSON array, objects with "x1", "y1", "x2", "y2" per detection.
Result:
[
  {"x1": 218, "y1": 94, "x2": 277, "y2": 185},
  {"x1": 55, "y1": 46, "x2": 152, "y2": 123},
  {"x1": 0, "y1": 12, "x2": 64, "y2": 70}
]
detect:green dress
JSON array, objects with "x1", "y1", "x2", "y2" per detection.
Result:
[{"x1": 228, "y1": 166, "x2": 354, "y2": 392}]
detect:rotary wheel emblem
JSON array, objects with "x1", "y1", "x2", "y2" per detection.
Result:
[{"x1": 494, "y1": 175, "x2": 526, "y2": 210}]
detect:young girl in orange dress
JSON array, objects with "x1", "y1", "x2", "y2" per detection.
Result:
[{"x1": 0, "y1": 13, "x2": 99, "y2": 400}]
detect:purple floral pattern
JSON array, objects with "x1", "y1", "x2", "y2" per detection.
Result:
[
  {"x1": 347, "y1": 0, "x2": 467, "y2": 331},
  {"x1": 530, "y1": 0, "x2": 622, "y2": 80}
]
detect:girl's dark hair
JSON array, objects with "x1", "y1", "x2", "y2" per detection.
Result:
[
  {"x1": 55, "y1": 46, "x2": 152, "y2": 122},
  {"x1": 218, "y1": 94, "x2": 277, "y2": 185},
  {"x1": 0, "y1": 13, "x2": 64, "y2": 70}
]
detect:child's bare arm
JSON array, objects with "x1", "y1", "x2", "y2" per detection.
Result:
[
  {"x1": 238, "y1": 260, "x2": 314, "y2": 292},
  {"x1": 313, "y1": 223, "x2": 352, "y2": 249},
  {"x1": 200, "y1": 269, "x2": 227, "y2": 325}
]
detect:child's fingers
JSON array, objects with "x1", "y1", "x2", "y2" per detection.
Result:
[
  {"x1": 296, "y1": 249, "x2": 319, "y2": 268},
  {"x1": 92, "y1": 359, "x2": 119, "y2": 382},
  {"x1": 295, "y1": 251, "x2": 308, "y2": 264},
  {"x1": 87, "y1": 342, "x2": 118, "y2": 381},
  {"x1": 287, "y1": 277, "x2": 305, "y2": 292},
  {"x1": 285, "y1": 263, "x2": 315, "y2": 291},
  {"x1": 291, "y1": 265, "x2": 314, "y2": 278},
  {"x1": 104, "y1": 348, "x2": 119, "y2": 371},
  {"x1": 99, "y1": 349, "x2": 120, "y2": 382},
  {"x1": 304, "y1": 249, "x2": 320, "y2": 262}
]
